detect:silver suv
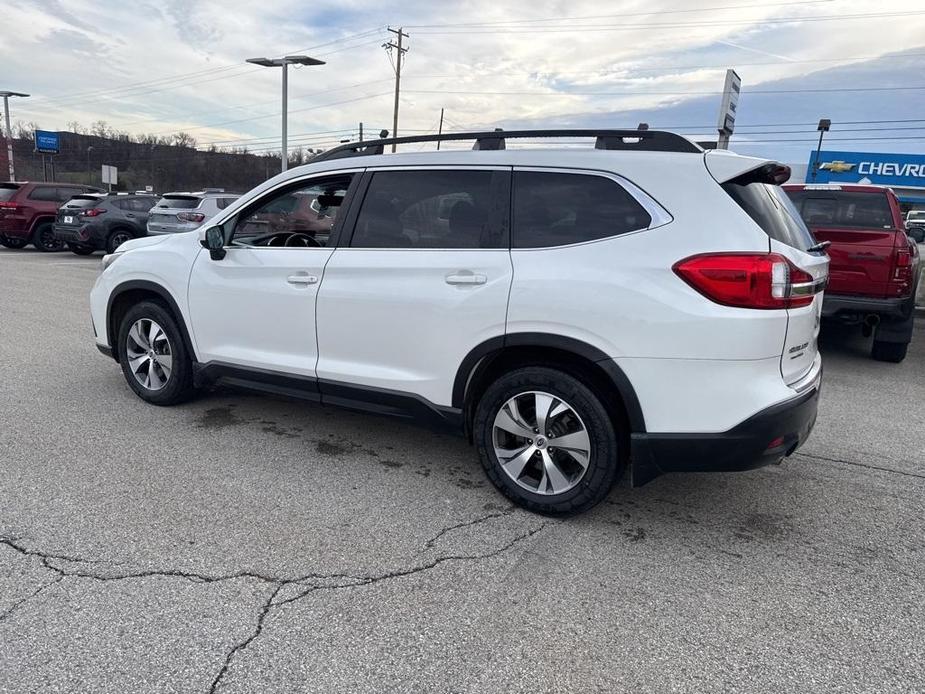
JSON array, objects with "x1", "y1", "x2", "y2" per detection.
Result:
[{"x1": 147, "y1": 190, "x2": 239, "y2": 235}]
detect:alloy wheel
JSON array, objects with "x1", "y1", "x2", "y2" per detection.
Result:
[
  {"x1": 125, "y1": 318, "x2": 173, "y2": 391},
  {"x1": 492, "y1": 390, "x2": 591, "y2": 495}
]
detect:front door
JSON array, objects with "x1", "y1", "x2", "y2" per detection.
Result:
[
  {"x1": 188, "y1": 172, "x2": 358, "y2": 377},
  {"x1": 316, "y1": 167, "x2": 512, "y2": 407}
]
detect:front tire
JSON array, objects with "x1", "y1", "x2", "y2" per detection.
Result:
[
  {"x1": 32, "y1": 222, "x2": 64, "y2": 252},
  {"x1": 116, "y1": 301, "x2": 196, "y2": 405},
  {"x1": 0, "y1": 235, "x2": 28, "y2": 249},
  {"x1": 474, "y1": 366, "x2": 622, "y2": 516}
]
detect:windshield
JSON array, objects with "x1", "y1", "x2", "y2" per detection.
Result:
[{"x1": 907, "y1": 211, "x2": 925, "y2": 221}]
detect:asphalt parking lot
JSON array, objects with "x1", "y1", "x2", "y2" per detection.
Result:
[{"x1": 1, "y1": 247, "x2": 923, "y2": 694}]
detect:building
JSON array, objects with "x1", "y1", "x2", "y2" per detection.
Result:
[{"x1": 803, "y1": 149, "x2": 925, "y2": 210}]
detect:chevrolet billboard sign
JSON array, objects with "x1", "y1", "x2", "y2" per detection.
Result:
[{"x1": 809, "y1": 150, "x2": 925, "y2": 187}]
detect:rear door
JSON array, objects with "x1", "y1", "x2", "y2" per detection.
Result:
[
  {"x1": 721, "y1": 175, "x2": 828, "y2": 384},
  {"x1": 315, "y1": 167, "x2": 512, "y2": 407},
  {"x1": 787, "y1": 188, "x2": 896, "y2": 297}
]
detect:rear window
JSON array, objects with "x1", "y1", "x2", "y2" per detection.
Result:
[
  {"x1": 787, "y1": 190, "x2": 894, "y2": 229},
  {"x1": 0, "y1": 185, "x2": 20, "y2": 202},
  {"x1": 723, "y1": 181, "x2": 816, "y2": 251},
  {"x1": 156, "y1": 196, "x2": 200, "y2": 209},
  {"x1": 62, "y1": 197, "x2": 100, "y2": 209}
]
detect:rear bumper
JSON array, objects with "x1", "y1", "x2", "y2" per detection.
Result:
[
  {"x1": 822, "y1": 293, "x2": 910, "y2": 319},
  {"x1": 54, "y1": 223, "x2": 105, "y2": 247},
  {"x1": 628, "y1": 371, "x2": 821, "y2": 486}
]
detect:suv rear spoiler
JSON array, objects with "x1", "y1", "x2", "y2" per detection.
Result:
[{"x1": 705, "y1": 150, "x2": 790, "y2": 185}]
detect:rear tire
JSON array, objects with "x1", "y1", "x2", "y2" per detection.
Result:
[
  {"x1": 474, "y1": 366, "x2": 621, "y2": 516},
  {"x1": 68, "y1": 243, "x2": 95, "y2": 256},
  {"x1": 107, "y1": 229, "x2": 133, "y2": 254},
  {"x1": 871, "y1": 340, "x2": 908, "y2": 363},
  {"x1": 116, "y1": 301, "x2": 196, "y2": 405},
  {"x1": 0, "y1": 236, "x2": 28, "y2": 249},
  {"x1": 32, "y1": 222, "x2": 64, "y2": 252}
]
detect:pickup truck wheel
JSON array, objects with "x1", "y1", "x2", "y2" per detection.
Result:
[
  {"x1": 871, "y1": 339, "x2": 908, "y2": 363},
  {"x1": 474, "y1": 366, "x2": 621, "y2": 516},
  {"x1": 0, "y1": 236, "x2": 28, "y2": 249},
  {"x1": 67, "y1": 243, "x2": 95, "y2": 256},
  {"x1": 116, "y1": 301, "x2": 196, "y2": 405},
  {"x1": 32, "y1": 222, "x2": 64, "y2": 252}
]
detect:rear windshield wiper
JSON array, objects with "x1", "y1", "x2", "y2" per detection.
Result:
[{"x1": 805, "y1": 240, "x2": 831, "y2": 254}]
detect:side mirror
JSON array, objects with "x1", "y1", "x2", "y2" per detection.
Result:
[{"x1": 200, "y1": 226, "x2": 226, "y2": 260}]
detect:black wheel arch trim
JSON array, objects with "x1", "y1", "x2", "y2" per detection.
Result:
[
  {"x1": 106, "y1": 280, "x2": 197, "y2": 363},
  {"x1": 452, "y1": 333, "x2": 647, "y2": 433}
]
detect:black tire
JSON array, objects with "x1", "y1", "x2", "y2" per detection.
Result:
[
  {"x1": 107, "y1": 229, "x2": 134, "y2": 254},
  {"x1": 67, "y1": 243, "x2": 95, "y2": 256},
  {"x1": 871, "y1": 340, "x2": 908, "y2": 363},
  {"x1": 31, "y1": 222, "x2": 64, "y2": 252},
  {"x1": 474, "y1": 366, "x2": 622, "y2": 516},
  {"x1": 0, "y1": 235, "x2": 28, "y2": 249},
  {"x1": 116, "y1": 300, "x2": 196, "y2": 406}
]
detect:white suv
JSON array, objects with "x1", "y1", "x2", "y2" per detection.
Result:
[{"x1": 89, "y1": 130, "x2": 828, "y2": 515}]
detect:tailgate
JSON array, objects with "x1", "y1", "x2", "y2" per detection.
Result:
[
  {"x1": 809, "y1": 226, "x2": 894, "y2": 296},
  {"x1": 771, "y1": 240, "x2": 829, "y2": 385}
]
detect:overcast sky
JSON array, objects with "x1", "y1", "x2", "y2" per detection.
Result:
[{"x1": 2, "y1": 0, "x2": 925, "y2": 164}]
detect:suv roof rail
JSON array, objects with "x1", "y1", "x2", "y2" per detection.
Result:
[{"x1": 312, "y1": 128, "x2": 702, "y2": 162}]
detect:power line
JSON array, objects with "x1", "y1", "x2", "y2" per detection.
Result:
[{"x1": 411, "y1": 11, "x2": 925, "y2": 34}]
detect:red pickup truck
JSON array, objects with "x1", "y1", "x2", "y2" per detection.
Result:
[{"x1": 784, "y1": 183, "x2": 920, "y2": 363}]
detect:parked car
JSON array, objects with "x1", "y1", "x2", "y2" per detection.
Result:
[
  {"x1": 905, "y1": 210, "x2": 925, "y2": 243},
  {"x1": 784, "y1": 183, "x2": 920, "y2": 363},
  {"x1": 90, "y1": 129, "x2": 827, "y2": 515},
  {"x1": 146, "y1": 190, "x2": 239, "y2": 236},
  {"x1": 0, "y1": 181, "x2": 102, "y2": 251},
  {"x1": 54, "y1": 193, "x2": 157, "y2": 255}
]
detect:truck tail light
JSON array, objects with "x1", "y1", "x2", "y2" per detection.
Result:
[
  {"x1": 673, "y1": 253, "x2": 822, "y2": 310},
  {"x1": 177, "y1": 212, "x2": 206, "y2": 223},
  {"x1": 80, "y1": 208, "x2": 107, "y2": 217}
]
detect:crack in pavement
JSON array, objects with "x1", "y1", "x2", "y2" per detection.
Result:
[
  {"x1": 0, "y1": 574, "x2": 64, "y2": 623},
  {"x1": 796, "y1": 452, "x2": 925, "y2": 480},
  {"x1": 1, "y1": 522, "x2": 552, "y2": 693},
  {"x1": 422, "y1": 508, "x2": 517, "y2": 550}
]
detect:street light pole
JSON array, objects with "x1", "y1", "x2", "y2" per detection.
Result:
[
  {"x1": 246, "y1": 55, "x2": 325, "y2": 173},
  {"x1": 811, "y1": 118, "x2": 831, "y2": 182},
  {"x1": 1, "y1": 90, "x2": 30, "y2": 182}
]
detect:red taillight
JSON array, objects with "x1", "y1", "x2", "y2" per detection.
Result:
[
  {"x1": 80, "y1": 208, "x2": 107, "y2": 217},
  {"x1": 673, "y1": 253, "x2": 819, "y2": 310},
  {"x1": 177, "y1": 212, "x2": 205, "y2": 223},
  {"x1": 0, "y1": 201, "x2": 19, "y2": 210}
]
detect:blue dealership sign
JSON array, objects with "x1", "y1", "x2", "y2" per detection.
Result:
[
  {"x1": 34, "y1": 130, "x2": 60, "y2": 154},
  {"x1": 808, "y1": 150, "x2": 925, "y2": 188}
]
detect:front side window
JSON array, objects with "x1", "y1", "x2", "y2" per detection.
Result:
[
  {"x1": 512, "y1": 171, "x2": 652, "y2": 249},
  {"x1": 350, "y1": 169, "x2": 505, "y2": 249},
  {"x1": 231, "y1": 174, "x2": 354, "y2": 248}
]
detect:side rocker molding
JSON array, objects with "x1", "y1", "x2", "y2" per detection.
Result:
[
  {"x1": 106, "y1": 280, "x2": 197, "y2": 362},
  {"x1": 452, "y1": 333, "x2": 647, "y2": 433}
]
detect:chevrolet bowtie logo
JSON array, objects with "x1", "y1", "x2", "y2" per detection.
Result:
[{"x1": 819, "y1": 161, "x2": 856, "y2": 173}]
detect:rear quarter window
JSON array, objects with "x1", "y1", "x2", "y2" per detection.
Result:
[
  {"x1": 787, "y1": 190, "x2": 895, "y2": 229},
  {"x1": 722, "y1": 180, "x2": 816, "y2": 251},
  {"x1": 512, "y1": 171, "x2": 652, "y2": 249},
  {"x1": 0, "y1": 186, "x2": 20, "y2": 202}
]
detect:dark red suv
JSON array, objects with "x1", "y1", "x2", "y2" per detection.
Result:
[
  {"x1": 0, "y1": 182, "x2": 102, "y2": 251},
  {"x1": 784, "y1": 183, "x2": 920, "y2": 363}
]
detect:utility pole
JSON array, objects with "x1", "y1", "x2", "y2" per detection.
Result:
[
  {"x1": 384, "y1": 27, "x2": 409, "y2": 152},
  {"x1": 437, "y1": 108, "x2": 444, "y2": 150},
  {"x1": 359, "y1": 122, "x2": 364, "y2": 142}
]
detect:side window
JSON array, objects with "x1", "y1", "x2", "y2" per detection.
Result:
[
  {"x1": 133, "y1": 198, "x2": 156, "y2": 212},
  {"x1": 217, "y1": 197, "x2": 236, "y2": 210},
  {"x1": 28, "y1": 186, "x2": 60, "y2": 201},
  {"x1": 350, "y1": 169, "x2": 505, "y2": 249},
  {"x1": 512, "y1": 171, "x2": 652, "y2": 249},
  {"x1": 112, "y1": 199, "x2": 130, "y2": 211},
  {"x1": 230, "y1": 174, "x2": 354, "y2": 248},
  {"x1": 57, "y1": 188, "x2": 81, "y2": 202}
]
